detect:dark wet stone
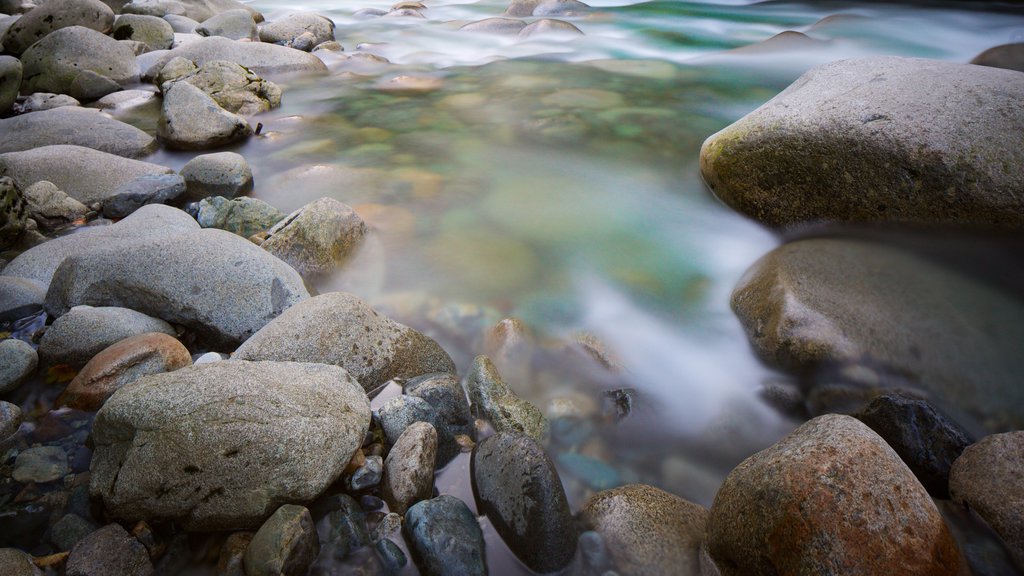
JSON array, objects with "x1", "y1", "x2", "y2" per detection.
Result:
[
  {"x1": 404, "y1": 372, "x2": 475, "y2": 438},
  {"x1": 376, "y1": 538, "x2": 407, "y2": 572},
  {"x1": 348, "y1": 454, "x2": 383, "y2": 491},
  {"x1": 971, "y1": 42, "x2": 1024, "y2": 73},
  {"x1": 471, "y1": 431, "x2": 576, "y2": 573},
  {"x1": 48, "y1": 513, "x2": 98, "y2": 552},
  {"x1": 466, "y1": 355, "x2": 548, "y2": 442},
  {"x1": 0, "y1": 338, "x2": 37, "y2": 394},
  {"x1": 310, "y1": 493, "x2": 371, "y2": 563},
  {"x1": 404, "y1": 495, "x2": 485, "y2": 576},
  {"x1": 0, "y1": 548, "x2": 41, "y2": 576},
  {"x1": 102, "y1": 174, "x2": 187, "y2": 218},
  {"x1": 0, "y1": 175, "x2": 26, "y2": 250},
  {"x1": 378, "y1": 395, "x2": 458, "y2": 467},
  {"x1": 13, "y1": 445, "x2": 68, "y2": 483},
  {"x1": 66, "y1": 523, "x2": 154, "y2": 576},
  {"x1": 243, "y1": 504, "x2": 319, "y2": 576}
]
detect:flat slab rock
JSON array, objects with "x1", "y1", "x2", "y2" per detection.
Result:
[{"x1": 90, "y1": 361, "x2": 370, "y2": 531}]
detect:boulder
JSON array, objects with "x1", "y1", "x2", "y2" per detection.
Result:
[
  {"x1": 0, "y1": 55, "x2": 20, "y2": 114},
  {"x1": 404, "y1": 495, "x2": 486, "y2": 576},
  {"x1": 180, "y1": 151, "x2": 254, "y2": 201},
  {"x1": 44, "y1": 226, "x2": 308, "y2": 348},
  {"x1": 706, "y1": 414, "x2": 962, "y2": 575},
  {"x1": 0, "y1": 145, "x2": 174, "y2": 207},
  {"x1": 90, "y1": 361, "x2": 370, "y2": 530},
  {"x1": 20, "y1": 26, "x2": 138, "y2": 98},
  {"x1": 731, "y1": 238, "x2": 1024, "y2": 431},
  {"x1": 259, "y1": 12, "x2": 334, "y2": 49},
  {"x1": 0, "y1": 277, "x2": 44, "y2": 321},
  {"x1": 11, "y1": 92, "x2": 79, "y2": 113},
  {"x1": 195, "y1": 8, "x2": 256, "y2": 41},
  {"x1": 102, "y1": 173, "x2": 186, "y2": 218},
  {"x1": 0, "y1": 401, "x2": 22, "y2": 440},
  {"x1": 700, "y1": 57, "x2": 1024, "y2": 228},
  {"x1": 233, "y1": 291, "x2": 455, "y2": 392},
  {"x1": 157, "y1": 81, "x2": 252, "y2": 150},
  {"x1": 458, "y1": 17, "x2": 526, "y2": 35},
  {"x1": 0, "y1": 176, "x2": 26, "y2": 249},
  {"x1": 66, "y1": 524, "x2": 153, "y2": 576},
  {"x1": 466, "y1": 355, "x2": 548, "y2": 441},
  {"x1": 0, "y1": 0, "x2": 114, "y2": 56},
  {"x1": 112, "y1": 13, "x2": 174, "y2": 51},
  {"x1": 0, "y1": 549, "x2": 40, "y2": 576},
  {"x1": 191, "y1": 196, "x2": 282, "y2": 238},
  {"x1": 519, "y1": 18, "x2": 582, "y2": 37},
  {"x1": 949, "y1": 431, "x2": 1024, "y2": 565},
  {"x1": 122, "y1": 0, "x2": 261, "y2": 23},
  {"x1": 971, "y1": 42, "x2": 1024, "y2": 73},
  {"x1": 244, "y1": 505, "x2": 319, "y2": 576},
  {"x1": 0, "y1": 338, "x2": 37, "y2": 394},
  {"x1": 471, "y1": 431, "x2": 576, "y2": 573},
  {"x1": 149, "y1": 35, "x2": 327, "y2": 79},
  {"x1": 260, "y1": 197, "x2": 368, "y2": 277},
  {"x1": 169, "y1": 59, "x2": 281, "y2": 116},
  {"x1": 581, "y1": 484, "x2": 708, "y2": 576},
  {"x1": 21, "y1": 181, "x2": 88, "y2": 230},
  {"x1": 60, "y1": 332, "x2": 191, "y2": 411},
  {"x1": 382, "y1": 421, "x2": 437, "y2": 514},
  {"x1": 39, "y1": 305, "x2": 175, "y2": 367},
  {"x1": 0, "y1": 107, "x2": 157, "y2": 158}
]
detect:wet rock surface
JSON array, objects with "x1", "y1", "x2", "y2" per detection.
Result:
[
  {"x1": 404, "y1": 495, "x2": 486, "y2": 576},
  {"x1": 378, "y1": 395, "x2": 458, "y2": 466},
  {"x1": 466, "y1": 355, "x2": 548, "y2": 441},
  {"x1": 244, "y1": 504, "x2": 320, "y2": 576}
]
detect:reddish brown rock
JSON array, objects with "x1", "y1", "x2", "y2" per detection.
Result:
[
  {"x1": 60, "y1": 332, "x2": 191, "y2": 411},
  {"x1": 707, "y1": 414, "x2": 962, "y2": 576}
]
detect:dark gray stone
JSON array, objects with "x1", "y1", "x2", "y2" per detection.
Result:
[
  {"x1": 0, "y1": 400, "x2": 22, "y2": 440},
  {"x1": 244, "y1": 504, "x2": 319, "y2": 576},
  {"x1": 404, "y1": 372, "x2": 474, "y2": 438},
  {"x1": 103, "y1": 174, "x2": 187, "y2": 218},
  {"x1": 21, "y1": 181, "x2": 88, "y2": 231},
  {"x1": 157, "y1": 81, "x2": 252, "y2": 150},
  {"x1": 0, "y1": 548, "x2": 41, "y2": 576},
  {"x1": 376, "y1": 538, "x2": 407, "y2": 572},
  {"x1": 378, "y1": 395, "x2": 458, "y2": 467},
  {"x1": 0, "y1": 55, "x2": 20, "y2": 114},
  {"x1": 466, "y1": 355, "x2": 548, "y2": 442},
  {"x1": 180, "y1": 152, "x2": 254, "y2": 201},
  {"x1": 66, "y1": 524, "x2": 153, "y2": 576},
  {"x1": 348, "y1": 454, "x2": 382, "y2": 491},
  {"x1": 13, "y1": 445, "x2": 68, "y2": 483},
  {"x1": 49, "y1": 513, "x2": 98, "y2": 552},
  {"x1": 0, "y1": 0, "x2": 114, "y2": 56},
  {"x1": 0, "y1": 175, "x2": 25, "y2": 249},
  {"x1": 195, "y1": 8, "x2": 256, "y2": 40},
  {"x1": 38, "y1": 305, "x2": 175, "y2": 367},
  {"x1": 20, "y1": 26, "x2": 138, "y2": 98},
  {"x1": 404, "y1": 495, "x2": 485, "y2": 576},
  {"x1": 113, "y1": 13, "x2": 174, "y2": 51},
  {"x1": 309, "y1": 493, "x2": 370, "y2": 563},
  {"x1": 12, "y1": 92, "x2": 80, "y2": 114}
]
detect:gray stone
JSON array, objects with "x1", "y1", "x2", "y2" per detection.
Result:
[
  {"x1": 113, "y1": 13, "x2": 174, "y2": 51},
  {"x1": 45, "y1": 226, "x2": 308, "y2": 348},
  {"x1": 259, "y1": 12, "x2": 334, "y2": 49},
  {"x1": 311, "y1": 40, "x2": 343, "y2": 53},
  {"x1": 260, "y1": 197, "x2": 368, "y2": 277},
  {"x1": 92, "y1": 89, "x2": 159, "y2": 111},
  {"x1": 404, "y1": 372, "x2": 474, "y2": 438},
  {"x1": 67, "y1": 68, "x2": 122, "y2": 101},
  {"x1": 950, "y1": 431, "x2": 1024, "y2": 566},
  {"x1": 581, "y1": 484, "x2": 708, "y2": 576},
  {"x1": 700, "y1": 57, "x2": 1024, "y2": 229},
  {"x1": 49, "y1": 513, "x2": 97, "y2": 552},
  {"x1": 103, "y1": 174, "x2": 187, "y2": 218},
  {"x1": 0, "y1": 55, "x2": 20, "y2": 114},
  {"x1": 90, "y1": 361, "x2": 370, "y2": 530},
  {"x1": 0, "y1": 145, "x2": 175, "y2": 213},
  {"x1": 66, "y1": 524, "x2": 153, "y2": 576},
  {"x1": 122, "y1": 0, "x2": 185, "y2": 17},
  {"x1": 149, "y1": 35, "x2": 327, "y2": 78},
  {"x1": 120, "y1": 39, "x2": 151, "y2": 56},
  {"x1": 156, "y1": 55, "x2": 197, "y2": 85},
  {"x1": 0, "y1": 548, "x2": 41, "y2": 576},
  {"x1": 0, "y1": 400, "x2": 22, "y2": 440},
  {"x1": 459, "y1": 17, "x2": 526, "y2": 34},
  {"x1": 519, "y1": 18, "x2": 582, "y2": 37},
  {"x1": 13, "y1": 445, "x2": 67, "y2": 483},
  {"x1": 0, "y1": 175, "x2": 25, "y2": 249},
  {"x1": 404, "y1": 495, "x2": 485, "y2": 576},
  {"x1": 1, "y1": 203, "x2": 196, "y2": 288},
  {"x1": 503, "y1": 0, "x2": 540, "y2": 16},
  {"x1": 382, "y1": 421, "x2": 437, "y2": 514},
  {"x1": 171, "y1": 59, "x2": 281, "y2": 116},
  {"x1": 195, "y1": 8, "x2": 256, "y2": 41},
  {"x1": 180, "y1": 151, "x2": 254, "y2": 202},
  {"x1": 370, "y1": 511, "x2": 401, "y2": 543},
  {"x1": 532, "y1": 0, "x2": 590, "y2": 16},
  {"x1": 0, "y1": 107, "x2": 158, "y2": 158},
  {"x1": 706, "y1": 415, "x2": 962, "y2": 576},
  {"x1": 376, "y1": 538, "x2": 407, "y2": 572},
  {"x1": 22, "y1": 181, "x2": 87, "y2": 230},
  {"x1": 0, "y1": 0, "x2": 114, "y2": 56},
  {"x1": 731, "y1": 238, "x2": 1024, "y2": 431},
  {"x1": 466, "y1": 355, "x2": 548, "y2": 442},
  {"x1": 309, "y1": 493, "x2": 370, "y2": 562},
  {"x1": 20, "y1": 26, "x2": 137, "y2": 98},
  {"x1": 378, "y1": 395, "x2": 458, "y2": 467},
  {"x1": 286, "y1": 31, "x2": 315, "y2": 52},
  {"x1": 234, "y1": 291, "x2": 456, "y2": 392},
  {"x1": 348, "y1": 454, "x2": 382, "y2": 491},
  {"x1": 0, "y1": 276, "x2": 44, "y2": 321},
  {"x1": 471, "y1": 431, "x2": 576, "y2": 573},
  {"x1": 0, "y1": 338, "x2": 36, "y2": 394},
  {"x1": 12, "y1": 92, "x2": 80, "y2": 113},
  {"x1": 122, "y1": 0, "x2": 261, "y2": 23},
  {"x1": 192, "y1": 196, "x2": 282, "y2": 238},
  {"x1": 971, "y1": 42, "x2": 1024, "y2": 73},
  {"x1": 157, "y1": 81, "x2": 251, "y2": 150},
  {"x1": 163, "y1": 13, "x2": 199, "y2": 32},
  {"x1": 244, "y1": 504, "x2": 319, "y2": 576}
]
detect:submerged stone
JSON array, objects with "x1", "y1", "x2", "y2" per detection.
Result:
[{"x1": 404, "y1": 495, "x2": 486, "y2": 576}]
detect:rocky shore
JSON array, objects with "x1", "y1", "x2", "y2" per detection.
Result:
[{"x1": 1, "y1": 0, "x2": 1023, "y2": 575}]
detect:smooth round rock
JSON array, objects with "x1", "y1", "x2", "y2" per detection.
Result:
[
  {"x1": 378, "y1": 395, "x2": 458, "y2": 468},
  {"x1": 112, "y1": 13, "x2": 174, "y2": 51},
  {"x1": 0, "y1": 106, "x2": 157, "y2": 158},
  {"x1": 157, "y1": 81, "x2": 252, "y2": 150},
  {"x1": 0, "y1": 276, "x2": 45, "y2": 321},
  {"x1": 0, "y1": 401, "x2": 22, "y2": 440},
  {"x1": 259, "y1": 12, "x2": 334, "y2": 49},
  {"x1": 39, "y1": 306, "x2": 175, "y2": 367},
  {"x1": 66, "y1": 524, "x2": 153, "y2": 576},
  {"x1": 0, "y1": 55, "x2": 21, "y2": 114},
  {"x1": 0, "y1": 338, "x2": 37, "y2": 394},
  {"x1": 471, "y1": 431, "x2": 576, "y2": 573},
  {"x1": 243, "y1": 504, "x2": 319, "y2": 576},
  {"x1": 404, "y1": 495, "x2": 486, "y2": 576},
  {"x1": 0, "y1": 176, "x2": 25, "y2": 249},
  {"x1": 13, "y1": 445, "x2": 68, "y2": 483},
  {"x1": 971, "y1": 42, "x2": 1024, "y2": 73},
  {"x1": 707, "y1": 414, "x2": 962, "y2": 575},
  {"x1": 259, "y1": 197, "x2": 368, "y2": 277},
  {"x1": 102, "y1": 173, "x2": 186, "y2": 218},
  {"x1": 382, "y1": 421, "x2": 437, "y2": 515},
  {"x1": 195, "y1": 8, "x2": 256, "y2": 41},
  {"x1": 163, "y1": 14, "x2": 199, "y2": 32},
  {"x1": 180, "y1": 151, "x2": 254, "y2": 202},
  {"x1": 123, "y1": 0, "x2": 261, "y2": 23},
  {"x1": 0, "y1": 0, "x2": 114, "y2": 56},
  {"x1": 20, "y1": 26, "x2": 138, "y2": 98}
]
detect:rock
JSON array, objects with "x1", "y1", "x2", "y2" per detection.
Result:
[
  {"x1": 287, "y1": 31, "x2": 316, "y2": 52},
  {"x1": 157, "y1": 81, "x2": 252, "y2": 150},
  {"x1": 348, "y1": 454, "x2": 382, "y2": 491},
  {"x1": 156, "y1": 55, "x2": 197, "y2": 85},
  {"x1": 971, "y1": 43, "x2": 1024, "y2": 73},
  {"x1": 61, "y1": 332, "x2": 191, "y2": 411},
  {"x1": 581, "y1": 484, "x2": 708, "y2": 576},
  {"x1": 260, "y1": 197, "x2": 368, "y2": 277},
  {"x1": 854, "y1": 393, "x2": 974, "y2": 498},
  {"x1": 0, "y1": 0, "x2": 114, "y2": 56},
  {"x1": 471, "y1": 431, "x2": 575, "y2": 572},
  {"x1": 382, "y1": 421, "x2": 437, "y2": 514},
  {"x1": 0, "y1": 401, "x2": 22, "y2": 440},
  {"x1": 731, "y1": 238, "x2": 1024, "y2": 431},
  {"x1": 12, "y1": 92, "x2": 80, "y2": 113},
  {"x1": 39, "y1": 306, "x2": 176, "y2": 367},
  {"x1": 0, "y1": 338, "x2": 36, "y2": 394},
  {"x1": 123, "y1": 0, "x2": 261, "y2": 23},
  {"x1": 519, "y1": 18, "x2": 582, "y2": 37},
  {"x1": 466, "y1": 355, "x2": 548, "y2": 442},
  {"x1": 163, "y1": 14, "x2": 199, "y2": 32},
  {"x1": 311, "y1": 40, "x2": 343, "y2": 53},
  {"x1": 234, "y1": 292, "x2": 456, "y2": 393},
  {"x1": 532, "y1": 0, "x2": 590, "y2": 16},
  {"x1": 0, "y1": 176, "x2": 26, "y2": 249},
  {"x1": 459, "y1": 17, "x2": 526, "y2": 35},
  {"x1": 706, "y1": 414, "x2": 962, "y2": 575},
  {"x1": 92, "y1": 89, "x2": 159, "y2": 111},
  {"x1": 13, "y1": 445, "x2": 67, "y2": 483},
  {"x1": 22, "y1": 181, "x2": 88, "y2": 230},
  {"x1": 950, "y1": 431, "x2": 1024, "y2": 565},
  {"x1": 216, "y1": 531, "x2": 252, "y2": 576},
  {"x1": 0, "y1": 276, "x2": 45, "y2": 321},
  {"x1": 404, "y1": 372, "x2": 474, "y2": 438},
  {"x1": 20, "y1": 26, "x2": 138, "y2": 99},
  {"x1": 376, "y1": 538, "x2": 407, "y2": 572},
  {"x1": 243, "y1": 504, "x2": 319, "y2": 576},
  {"x1": 66, "y1": 524, "x2": 153, "y2": 576},
  {"x1": 503, "y1": 0, "x2": 540, "y2": 16},
  {"x1": 404, "y1": 495, "x2": 486, "y2": 576},
  {"x1": 378, "y1": 395, "x2": 458, "y2": 466},
  {"x1": 68, "y1": 68, "x2": 123, "y2": 100},
  {"x1": 0, "y1": 548, "x2": 41, "y2": 576},
  {"x1": 192, "y1": 196, "x2": 282, "y2": 237},
  {"x1": 0, "y1": 107, "x2": 157, "y2": 158},
  {"x1": 121, "y1": 0, "x2": 186, "y2": 17},
  {"x1": 309, "y1": 493, "x2": 370, "y2": 562},
  {"x1": 44, "y1": 226, "x2": 308, "y2": 348},
  {"x1": 195, "y1": 8, "x2": 256, "y2": 41},
  {"x1": 90, "y1": 361, "x2": 371, "y2": 530},
  {"x1": 0, "y1": 55, "x2": 20, "y2": 114},
  {"x1": 179, "y1": 151, "x2": 254, "y2": 201},
  {"x1": 259, "y1": 12, "x2": 334, "y2": 49},
  {"x1": 0, "y1": 145, "x2": 175, "y2": 207},
  {"x1": 170, "y1": 59, "x2": 281, "y2": 116},
  {"x1": 102, "y1": 174, "x2": 187, "y2": 218},
  {"x1": 150, "y1": 35, "x2": 326, "y2": 79},
  {"x1": 700, "y1": 57, "x2": 1024, "y2": 228},
  {"x1": 112, "y1": 13, "x2": 174, "y2": 51},
  {"x1": 48, "y1": 513, "x2": 97, "y2": 552}
]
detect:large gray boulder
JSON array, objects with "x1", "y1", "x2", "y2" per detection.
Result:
[
  {"x1": 121, "y1": 0, "x2": 262, "y2": 23},
  {"x1": 149, "y1": 35, "x2": 327, "y2": 79},
  {"x1": 90, "y1": 361, "x2": 370, "y2": 531},
  {"x1": 0, "y1": 145, "x2": 175, "y2": 206},
  {"x1": 157, "y1": 80, "x2": 252, "y2": 150},
  {"x1": 0, "y1": 0, "x2": 114, "y2": 56},
  {"x1": 180, "y1": 151, "x2": 254, "y2": 201},
  {"x1": 259, "y1": 13, "x2": 334, "y2": 49},
  {"x1": 192, "y1": 196, "x2": 281, "y2": 238},
  {"x1": 260, "y1": 197, "x2": 368, "y2": 277},
  {"x1": 112, "y1": 14, "x2": 174, "y2": 51},
  {"x1": 195, "y1": 8, "x2": 256, "y2": 41},
  {"x1": 20, "y1": 26, "x2": 138, "y2": 98},
  {"x1": 0, "y1": 107, "x2": 157, "y2": 158},
  {"x1": 0, "y1": 56, "x2": 20, "y2": 114},
  {"x1": 0, "y1": 276, "x2": 45, "y2": 321},
  {"x1": 45, "y1": 226, "x2": 309, "y2": 347},
  {"x1": 233, "y1": 291, "x2": 455, "y2": 393},
  {"x1": 731, "y1": 238, "x2": 1024, "y2": 431},
  {"x1": 39, "y1": 305, "x2": 175, "y2": 367},
  {"x1": 700, "y1": 57, "x2": 1024, "y2": 229},
  {"x1": 168, "y1": 59, "x2": 281, "y2": 116}
]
